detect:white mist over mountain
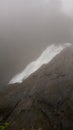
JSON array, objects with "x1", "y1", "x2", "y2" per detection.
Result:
[
  {"x1": 9, "y1": 43, "x2": 72, "y2": 84},
  {"x1": 0, "y1": 0, "x2": 73, "y2": 88}
]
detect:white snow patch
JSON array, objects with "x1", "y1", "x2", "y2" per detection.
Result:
[{"x1": 9, "y1": 43, "x2": 72, "y2": 84}]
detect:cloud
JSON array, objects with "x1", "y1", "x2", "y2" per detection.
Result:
[{"x1": 9, "y1": 43, "x2": 72, "y2": 84}]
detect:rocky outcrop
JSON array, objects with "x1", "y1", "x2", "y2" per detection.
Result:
[{"x1": 0, "y1": 46, "x2": 73, "y2": 130}]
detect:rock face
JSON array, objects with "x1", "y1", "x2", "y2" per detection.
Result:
[{"x1": 0, "y1": 46, "x2": 73, "y2": 130}]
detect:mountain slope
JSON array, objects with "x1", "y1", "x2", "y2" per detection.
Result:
[{"x1": 0, "y1": 45, "x2": 73, "y2": 130}]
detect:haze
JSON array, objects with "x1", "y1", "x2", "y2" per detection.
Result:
[{"x1": 0, "y1": 0, "x2": 73, "y2": 89}]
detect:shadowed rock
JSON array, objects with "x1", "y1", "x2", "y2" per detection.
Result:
[{"x1": 0, "y1": 45, "x2": 73, "y2": 130}]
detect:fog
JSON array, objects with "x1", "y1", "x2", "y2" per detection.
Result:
[
  {"x1": 0, "y1": 0, "x2": 73, "y2": 88},
  {"x1": 9, "y1": 43, "x2": 72, "y2": 84}
]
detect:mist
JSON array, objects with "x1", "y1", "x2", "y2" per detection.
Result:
[
  {"x1": 9, "y1": 43, "x2": 72, "y2": 84},
  {"x1": 0, "y1": 0, "x2": 73, "y2": 89}
]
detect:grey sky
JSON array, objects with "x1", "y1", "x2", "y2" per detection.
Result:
[{"x1": 0, "y1": 0, "x2": 73, "y2": 89}]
